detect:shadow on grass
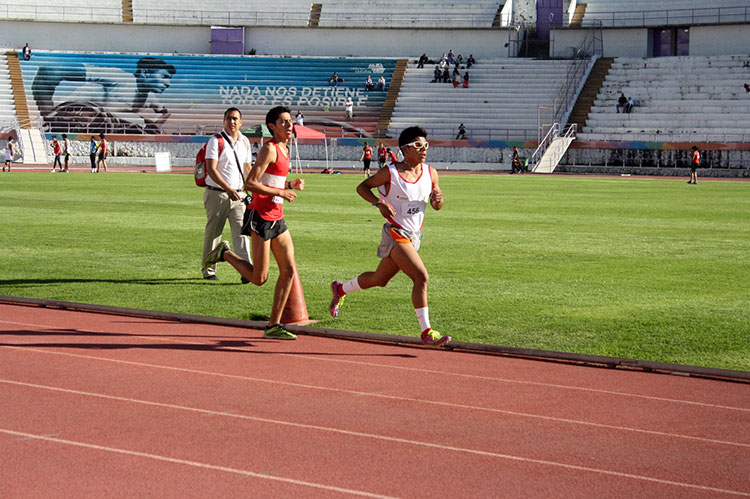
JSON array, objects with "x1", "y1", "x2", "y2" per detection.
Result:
[
  {"x1": 0, "y1": 278, "x2": 211, "y2": 286},
  {"x1": 1, "y1": 328, "x2": 417, "y2": 358}
]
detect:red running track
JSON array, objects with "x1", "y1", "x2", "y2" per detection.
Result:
[{"x1": 1, "y1": 303, "x2": 748, "y2": 498}]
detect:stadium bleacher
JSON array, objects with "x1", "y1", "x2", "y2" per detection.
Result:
[
  {"x1": 0, "y1": 57, "x2": 18, "y2": 131},
  {"x1": 578, "y1": 0, "x2": 749, "y2": 27},
  {"x1": 317, "y1": 0, "x2": 502, "y2": 28},
  {"x1": 391, "y1": 58, "x2": 575, "y2": 141},
  {"x1": 581, "y1": 55, "x2": 750, "y2": 141},
  {"x1": 19, "y1": 51, "x2": 396, "y2": 138}
]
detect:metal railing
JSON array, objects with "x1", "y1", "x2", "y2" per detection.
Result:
[
  {"x1": 530, "y1": 123, "x2": 560, "y2": 167},
  {"x1": 568, "y1": 5, "x2": 750, "y2": 28},
  {"x1": 552, "y1": 23, "x2": 602, "y2": 125},
  {"x1": 0, "y1": 3, "x2": 502, "y2": 28}
]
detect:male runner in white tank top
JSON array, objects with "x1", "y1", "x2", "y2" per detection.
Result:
[{"x1": 329, "y1": 126, "x2": 451, "y2": 346}]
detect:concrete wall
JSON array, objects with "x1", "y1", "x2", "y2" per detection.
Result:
[
  {"x1": 551, "y1": 27, "x2": 649, "y2": 58},
  {"x1": 550, "y1": 24, "x2": 750, "y2": 58},
  {"x1": 689, "y1": 25, "x2": 750, "y2": 56},
  {"x1": 0, "y1": 21, "x2": 210, "y2": 54},
  {"x1": 245, "y1": 27, "x2": 509, "y2": 59}
]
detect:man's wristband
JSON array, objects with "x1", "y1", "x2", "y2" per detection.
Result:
[{"x1": 372, "y1": 201, "x2": 381, "y2": 207}]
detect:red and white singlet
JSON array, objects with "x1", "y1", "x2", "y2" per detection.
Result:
[
  {"x1": 378, "y1": 163, "x2": 433, "y2": 232},
  {"x1": 248, "y1": 141, "x2": 289, "y2": 221}
]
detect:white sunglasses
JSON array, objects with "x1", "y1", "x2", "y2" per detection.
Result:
[{"x1": 402, "y1": 140, "x2": 429, "y2": 151}]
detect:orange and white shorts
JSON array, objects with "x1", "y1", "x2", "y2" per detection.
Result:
[{"x1": 377, "y1": 223, "x2": 422, "y2": 258}]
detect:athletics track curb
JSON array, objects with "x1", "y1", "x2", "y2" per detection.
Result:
[{"x1": 1, "y1": 295, "x2": 748, "y2": 384}]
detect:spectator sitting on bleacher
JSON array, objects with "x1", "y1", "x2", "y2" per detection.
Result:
[
  {"x1": 452, "y1": 67, "x2": 461, "y2": 88},
  {"x1": 616, "y1": 92, "x2": 627, "y2": 113},
  {"x1": 32, "y1": 56, "x2": 176, "y2": 134},
  {"x1": 456, "y1": 123, "x2": 466, "y2": 140},
  {"x1": 462, "y1": 72, "x2": 470, "y2": 88},
  {"x1": 432, "y1": 65, "x2": 442, "y2": 83},
  {"x1": 329, "y1": 72, "x2": 343, "y2": 86},
  {"x1": 744, "y1": 83, "x2": 750, "y2": 94},
  {"x1": 417, "y1": 53, "x2": 429, "y2": 68},
  {"x1": 443, "y1": 67, "x2": 450, "y2": 84},
  {"x1": 448, "y1": 50, "x2": 456, "y2": 65},
  {"x1": 377, "y1": 76, "x2": 386, "y2": 91},
  {"x1": 295, "y1": 111, "x2": 304, "y2": 126},
  {"x1": 439, "y1": 54, "x2": 448, "y2": 69},
  {"x1": 625, "y1": 96, "x2": 635, "y2": 113},
  {"x1": 22, "y1": 42, "x2": 31, "y2": 61},
  {"x1": 467, "y1": 54, "x2": 476, "y2": 69},
  {"x1": 365, "y1": 75, "x2": 376, "y2": 91}
]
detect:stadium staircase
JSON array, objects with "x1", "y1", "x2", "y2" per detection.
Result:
[
  {"x1": 566, "y1": 57, "x2": 613, "y2": 131},
  {"x1": 376, "y1": 59, "x2": 407, "y2": 138},
  {"x1": 122, "y1": 0, "x2": 133, "y2": 22},
  {"x1": 390, "y1": 58, "x2": 575, "y2": 141},
  {"x1": 0, "y1": 54, "x2": 18, "y2": 132},
  {"x1": 18, "y1": 51, "x2": 396, "y2": 138},
  {"x1": 569, "y1": 3, "x2": 586, "y2": 27},
  {"x1": 6, "y1": 51, "x2": 30, "y2": 128},
  {"x1": 308, "y1": 3, "x2": 322, "y2": 27},
  {"x1": 580, "y1": 55, "x2": 750, "y2": 141}
]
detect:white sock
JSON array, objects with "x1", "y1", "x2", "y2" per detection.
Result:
[
  {"x1": 415, "y1": 307, "x2": 431, "y2": 332},
  {"x1": 341, "y1": 277, "x2": 361, "y2": 295}
]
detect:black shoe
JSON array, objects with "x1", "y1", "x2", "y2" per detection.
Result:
[{"x1": 203, "y1": 274, "x2": 220, "y2": 281}]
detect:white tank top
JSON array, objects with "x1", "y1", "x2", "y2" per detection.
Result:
[{"x1": 378, "y1": 163, "x2": 433, "y2": 232}]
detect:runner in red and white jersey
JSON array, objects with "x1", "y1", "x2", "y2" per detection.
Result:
[
  {"x1": 202, "y1": 106, "x2": 305, "y2": 341},
  {"x1": 329, "y1": 126, "x2": 451, "y2": 347}
]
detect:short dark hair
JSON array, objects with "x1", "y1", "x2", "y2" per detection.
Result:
[
  {"x1": 224, "y1": 107, "x2": 242, "y2": 119},
  {"x1": 61, "y1": 133, "x2": 67, "y2": 139},
  {"x1": 99, "y1": 133, "x2": 105, "y2": 138},
  {"x1": 136, "y1": 57, "x2": 176, "y2": 76},
  {"x1": 398, "y1": 126, "x2": 427, "y2": 148},
  {"x1": 266, "y1": 105, "x2": 291, "y2": 126}
]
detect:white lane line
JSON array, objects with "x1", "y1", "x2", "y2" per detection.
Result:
[
  {"x1": 1, "y1": 383, "x2": 748, "y2": 497},
  {"x1": 0, "y1": 428, "x2": 398, "y2": 498},
  {"x1": 1, "y1": 318, "x2": 747, "y2": 413},
  {"x1": 1, "y1": 346, "x2": 748, "y2": 449}
]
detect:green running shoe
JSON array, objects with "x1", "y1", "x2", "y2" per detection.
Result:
[
  {"x1": 203, "y1": 240, "x2": 229, "y2": 269},
  {"x1": 263, "y1": 324, "x2": 297, "y2": 340},
  {"x1": 421, "y1": 328, "x2": 451, "y2": 347}
]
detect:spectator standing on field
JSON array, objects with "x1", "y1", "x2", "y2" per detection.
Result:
[
  {"x1": 360, "y1": 143, "x2": 373, "y2": 176},
  {"x1": 89, "y1": 135, "x2": 98, "y2": 173},
  {"x1": 688, "y1": 145, "x2": 700, "y2": 184},
  {"x1": 51, "y1": 136, "x2": 63, "y2": 172},
  {"x1": 96, "y1": 133, "x2": 108, "y2": 173},
  {"x1": 3, "y1": 137, "x2": 14, "y2": 171},
  {"x1": 62, "y1": 134, "x2": 71, "y2": 172},
  {"x1": 201, "y1": 107, "x2": 252, "y2": 281}
]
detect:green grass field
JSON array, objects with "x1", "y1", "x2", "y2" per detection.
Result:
[{"x1": 1, "y1": 171, "x2": 748, "y2": 371}]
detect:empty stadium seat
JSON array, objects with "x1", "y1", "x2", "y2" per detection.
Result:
[{"x1": 580, "y1": 55, "x2": 750, "y2": 140}]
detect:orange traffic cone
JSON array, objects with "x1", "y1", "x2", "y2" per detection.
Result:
[{"x1": 281, "y1": 272, "x2": 310, "y2": 324}]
